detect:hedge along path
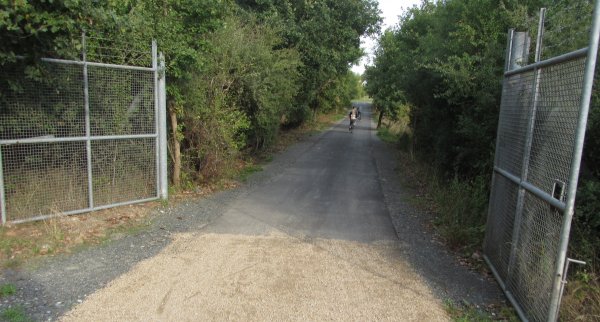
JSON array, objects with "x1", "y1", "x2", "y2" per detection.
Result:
[{"x1": 61, "y1": 231, "x2": 449, "y2": 321}]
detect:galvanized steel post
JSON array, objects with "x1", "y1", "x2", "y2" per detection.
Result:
[
  {"x1": 152, "y1": 40, "x2": 160, "y2": 199},
  {"x1": 83, "y1": 33, "x2": 94, "y2": 210},
  {"x1": 0, "y1": 148, "x2": 5, "y2": 224},
  {"x1": 548, "y1": 0, "x2": 600, "y2": 320},
  {"x1": 158, "y1": 53, "x2": 168, "y2": 200},
  {"x1": 506, "y1": 28, "x2": 534, "y2": 281}
]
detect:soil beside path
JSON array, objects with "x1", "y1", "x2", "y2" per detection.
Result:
[{"x1": 1, "y1": 103, "x2": 504, "y2": 321}]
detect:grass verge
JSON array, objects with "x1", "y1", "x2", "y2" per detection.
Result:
[
  {"x1": 0, "y1": 203, "x2": 159, "y2": 269},
  {"x1": 444, "y1": 299, "x2": 518, "y2": 322},
  {"x1": 0, "y1": 284, "x2": 16, "y2": 297},
  {"x1": 560, "y1": 275, "x2": 600, "y2": 321},
  {"x1": 0, "y1": 306, "x2": 31, "y2": 322},
  {"x1": 237, "y1": 164, "x2": 263, "y2": 183},
  {"x1": 376, "y1": 127, "x2": 400, "y2": 144}
]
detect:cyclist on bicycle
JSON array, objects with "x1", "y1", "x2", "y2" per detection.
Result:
[{"x1": 349, "y1": 107, "x2": 357, "y2": 132}]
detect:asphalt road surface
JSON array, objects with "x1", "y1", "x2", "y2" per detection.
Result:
[
  {"x1": 60, "y1": 103, "x2": 500, "y2": 321},
  {"x1": 205, "y1": 103, "x2": 397, "y2": 242}
]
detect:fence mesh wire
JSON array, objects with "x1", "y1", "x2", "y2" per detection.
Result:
[
  {"x1": 495, "y1": 72, "x2": 534, "y2": 176},
  {"x1": 484, "y1": 174, "x2": 518, "y2": 282},
  {"x1": 88, "y1": 66, "x2": 156, "y2": 136},
  {"x1": 0, "y1": 63, "x2": 86, "y2": 140},
  {"x1": 507, "y1": 191, "x2": 564, "y2": 320},
  {"x1": 527, "y1": 59, "x2": 585, "y2": 196},
  {"x1": 484, "y1": 3, "x2": 590, "y2": 318},
  {"x1": 92, "y1": 138, "x2": 156, "y2": 207},
  {"x1": 86, "y1": 36, "x2": 153, "y2": 68},
  {"x1": 0, "y1": 38, "x2": 158, "y2": 223},
  {"x1": 1, "y1": 142, "x2": 89, "y2": 221}
]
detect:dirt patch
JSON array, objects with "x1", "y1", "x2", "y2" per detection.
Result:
[
  {"x1": 62, "y1": 233, "x2": 449, "y2": 321},
  {"x1": 0, "y1": 203, "x2": 161, "y2": 268}
]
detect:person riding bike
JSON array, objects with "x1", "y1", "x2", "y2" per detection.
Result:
[{"x1": 349, "y1": 107, "x2": 357, "y2": 132}]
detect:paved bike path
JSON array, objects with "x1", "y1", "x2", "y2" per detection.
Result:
[
  {"x1": 205, "y1": 104, "x2": 397, "y2": 242},
  {"x1": 62, "y1": 105, "x2": 453, "y2": 321}
]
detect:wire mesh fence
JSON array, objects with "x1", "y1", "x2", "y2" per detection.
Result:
[
  {"x1": 484, "y1": 1, "x2": 600, "y2": 321},
  {"x1": 0, "y1": 35, "x2": 167, "y2": 224}
]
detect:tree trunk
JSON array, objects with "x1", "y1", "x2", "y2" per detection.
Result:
[
  {"x1": 377, "y1": 110, "x2": 384, "y2": 129},
  {"x1": 168, "y1": 104, "x2": 181, "y2": 188}
]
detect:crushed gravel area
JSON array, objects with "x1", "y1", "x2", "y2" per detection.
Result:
[
  {"x1": 0, "y1": 114, "x2": 504, "y2": 321},
  {"x1": 61, "y1": 233, "x2": 449, "y2": 321}
]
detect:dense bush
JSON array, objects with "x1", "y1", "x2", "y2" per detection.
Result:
[{"x1": 180, "y1": 15, "x2": 301, "y2": 181}]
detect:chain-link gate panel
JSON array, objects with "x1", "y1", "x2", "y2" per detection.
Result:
[
  {"x1": 92, "y1": 138, "x2": 156, "y2": 207},
  {"x1": 88, "y1": 66, "x2": 156, "y2": 136},
  {"x1": 0, "y1": 36, "x2": 166, "y2": 224},
  {"x1": 484, "y1": 3, "x2": 600, "y2": 321}
]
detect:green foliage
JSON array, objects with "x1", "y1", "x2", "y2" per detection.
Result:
[
  {"x1": 585, "y1": 103, "x2": 600, "y2": 178},
  {"x1": 110, "y1": 0, "x2": 229, "y2": 110},
  {"x1": 444, "y1": 298, "x2": 518, "y2": 322},
  {"x1": 560, "y1": 276, "x2": 600, "y2": 321},
  {"x1": 430, "y1": 175, "x2": 489, "y2": 252},
  {"x1": 0, "y1": 284, "x2": 16, "y2": 297},
  {"x1": 317, "y1": 71, "x2": 363, "y2": 113},
  {"x1": 571, "y1": 178, "x2": 600, "y2": 270},
  {"x1": 237, "y1": 164, "x2": 263, "y2": 183},
  {"x1": 238, "y1": 0, "x2": 381, "y2": 122},
  {"x1": 0, "y1": 0, "x2": 83, "y2": 63},
  {"x1": 377, "y1": 127, "x2": 400, "y2": 144},
  {"x1": 364, "y1": 30, "x2": 407, "y2": 122},
  {"x1": 1, "y1": 0, "x2": 381, "y2": 187},
  {"x1": 365, "y1": 0, "x2": 528, "y2": 178},
  {"x1": 179, "y1": 15, "x2": 301, "y2": 181},
  {"x1": 368, "y1": 1, "x2": 600, "y2": 317},
  {"x1": 0, "y1": 306, "x2": 30, "y2": 322}
]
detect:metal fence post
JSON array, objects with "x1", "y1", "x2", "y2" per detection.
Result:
[
  {"x1": 0, "y1": 148, "x2": 6, "y2": 224},
  {"x1": 506, "y1": 28, "x2": 535, "y2": 280},
  {"x1": 152, "y1": 40, "x2": 161, "y2": 199},
  {"x1": 158, "y1": 53, "x2": 168, "y2": 200},
  {"x1": 83, "y1": 33, "x2": 94, "y2": 210},
  {"x1": 548, "y1": 1, "x2": 600, "y2": 320},
  {"x1": 505, "y1": 29, "x2": 515, "y2": 72}
]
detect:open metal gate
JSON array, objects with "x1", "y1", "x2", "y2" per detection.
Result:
[{"x1": 483, "y1": 2, "x2": 600, "y2": 321}]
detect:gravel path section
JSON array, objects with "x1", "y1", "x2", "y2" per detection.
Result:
[
  {"x1": 0, "y1": 106, "x2": 504, "y2": 321},
  {"x1": 61, "y1": 233, "x2": 448, "y2": 321}
]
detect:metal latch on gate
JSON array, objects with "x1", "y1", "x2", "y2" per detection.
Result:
[
  {"x1": 556, "y1": 258, "x2": 586, "y2": 318},
  {"x1": 550, "y1": 179, "x2": 566, "y2": 212},
  {"x1": 552, "y1": 179, "x2": 566, "y2": 201}
]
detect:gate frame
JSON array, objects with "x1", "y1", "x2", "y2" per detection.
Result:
[
  {"x1": 484, "y1": 2, "x2": 600, "y2": 321},
  {"x1": 0, "y1": 35, "x2": 168, "y2": 225},
  {"x1": 548, "y1": 1, "x2": 600, "y2": 320}
]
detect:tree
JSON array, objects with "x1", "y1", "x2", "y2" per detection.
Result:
[
  {"x1": 237, "y1": 0, "x2": 381, "y2": 123},
  {"x1": 365, "y1": 0, "x2": 530, "y2": 178}
]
